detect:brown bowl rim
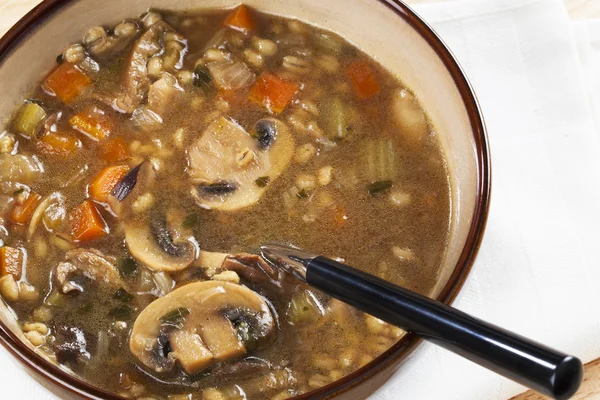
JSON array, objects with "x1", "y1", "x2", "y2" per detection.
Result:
[{"x1": 0, "y1": 0, "x2": 491, "y2": 399}]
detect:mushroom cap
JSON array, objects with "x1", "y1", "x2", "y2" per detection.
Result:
[
  {"x1": 130, "y1": 280, "x2": 275, "y2": 375},
  {"x1": 124, "y1": 218, "x2": 197, "y2": 272},
  {"x1": 187, "y1": 117, "x2": 295, "y2": 211}
]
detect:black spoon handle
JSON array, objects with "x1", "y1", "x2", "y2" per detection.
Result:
[{"x1": 306, "y1": 256, "x2": 583, "y2": 400}]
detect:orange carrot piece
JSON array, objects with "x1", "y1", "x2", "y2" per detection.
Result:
[
  {"x1": 10, "y1": 192, "x2": 42, "y2": 225},
  {"x1": 224, "y1": 4, "x2": 255, "y2": 33},
  {"x1": 248, "y1": 73, "x2": 300, "y2": 114},
  {"x1": 101, "y1": 137, "x2": 130, "y2": 163},
  {"x1": 37, "y1": 131, "x2": 80, "y2": 158},
  {"x1": 71, "y1": 200, "x2": 108, "y2": 242},
  {"x1": 89, "y1": 165, "x2": 130, "y2": 203},
  {"x1": 0, "y1": 246, "x2": 23, "y2": 279},
  {"x1": 346, "y1": 60, "x2": 381, "y2": 100},
  {"x1": 69, "y1": 106, "x2": 113, "y2": 141},
  {"x1": 42, "y1": 62, "x2": 92, "y2": 104}
]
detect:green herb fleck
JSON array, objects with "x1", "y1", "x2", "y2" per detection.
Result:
[
  {"x1": 234, "y1": 320, "x2": 258, "y2": 351},
  {"x1": 182, "y1": 213, "x2": 200, "y2": 229},
  {"x1": 160, "y1": 307, "x2": 191, "y2": 329},
  {"x1": 118, "y1": 258, "x2": 137, "y2": 278},
  {"x1": 113, "y1": 288, "x2": 134, "y2": 302},
  {"x1": 56, "y1": 54, "x2": 64, "y2": 64},
  {"x1": 367, "y1": 180, "x2": 392, "y2": 196},
  {"x1": 296, "y1": 189, "x2": 309, "y2": 199},
  {"x1": 255, "y1": 176, "x2": 270, "y2": 188},
  {"x1": 109, "y1": 304, "x2": 134, "y2": 320},
  {"x1": 193, "y1": 65, "x2": 213, "y2": 94},
  {"x1": 12, "y1": 188, "x2": 25, "y2": 196}
]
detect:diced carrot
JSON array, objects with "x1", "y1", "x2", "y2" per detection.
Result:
[
  {"x1": 224, "y1": 4, "x2": 255, "y2": 33},
  {"x1": 69, "y1": 106, "x2": 113, "y2": 141},
  {"x1": 37, "y1": 131, "x2": 80, "y2": 158},
  {"x1": 89, "y1": 165, "x2": 130, "y2": 203},
  {"x1": 248, "y1": 73, "x2": 300, "y2": 114},
  {"x1": 101, "y1": 137, "x2": 130, "y2": 163},
  {"x1": 71, "y1": 200, "x2": 108, "y2": 242},
  {"x1": 346, "y1": 60, "x2": 381, "y2": 100},
  {"x1": 42, "y1": 62, "x2": 92, "y2": 104},
  {"x1": 0, "y1": 246, "x2": 23, "y2": 279},
  {"x1": 10, "y1": 192, "x2": 42, "y2": 225}
]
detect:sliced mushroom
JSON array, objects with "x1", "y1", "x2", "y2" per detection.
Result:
[
  {"x1": 187, "y1": 117, "x2": 295, "y2": 211},
  {"x1": 221, "y1": 253, "x2": 283, "y2": 290},
  {"x1": 55, "y1": 248, "x2": 125, "y2": 293},
  {"x1": 124, "y1": 217, "x2": 197, "y2": 272},
  {"x1": 117, "y1": 21, "x2": 178, "y2": 113},
  {"x1": 194, "y1": 251, "x2": 230, "y2": 277},
  {"x1": 130, "y1": 281, "x2": 276, "y2": 375}
]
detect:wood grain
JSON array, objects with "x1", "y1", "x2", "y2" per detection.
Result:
[{"x1": 0, "y1": 0, "x2": 598, "y2": 399}]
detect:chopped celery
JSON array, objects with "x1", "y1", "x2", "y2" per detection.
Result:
[
  {"x1": 364, "y1": 139, "x2": 398, "y2": 183},
  {"x1": 323, "y1": 97, "x2": 354, "y2": 141},
  {"x1": 14, "y1": 102, "x2": 46, "y2": 138}
]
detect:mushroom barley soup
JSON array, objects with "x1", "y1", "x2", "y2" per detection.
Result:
[{"x1": 0, "y1": 5, "x2": 451, "y2": 399}]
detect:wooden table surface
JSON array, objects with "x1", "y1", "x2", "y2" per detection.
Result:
[{"x1": 0, "y1": 0, "x2": 598, "y2": 399}]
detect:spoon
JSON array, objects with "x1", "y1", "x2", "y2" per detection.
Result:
[{"x1": 260, "y1": 244, "x2": 584, "y2": 400}]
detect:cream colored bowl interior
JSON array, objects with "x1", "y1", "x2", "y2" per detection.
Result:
[{"x1": 0, "y1": 0, "x2": 478, "y2": 396}]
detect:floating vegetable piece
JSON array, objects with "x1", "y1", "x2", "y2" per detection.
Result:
[
  {"x1": 323, "y1": 96, "x2": 355, "y2": 141},
  {"x1": 42, "y1": 62, "x2": 92, "y2": 103},
  {"x1": 0, "y1": 154, "x2": 44, "y2": 183},
  {"x1": 224, "y1": 4, "x2": 256, "y2": 33},
  {"x1": 89, "y1": 165, "x2": 130, "y2": 203},
  {"x1": 364, "y1": 138, "x2": 398, "y2": 183},
  {"x1": 70, "y1": 200, "x2": 108, "y2": 242},
  {"x1": 130, "y1": 281, "x2": 275, "y2": 374},
  {"x1": 188, "y1": 117, "x2": 294, "y2": 211},
  {"x1": 37, "y1": 132, "x2": 80, "y2": 158},
  {"x1": 14, "y1": 102, "x2": 46, "y2": 138},
  {"x1": 287, "y1": 290, "x2": 325, "y2": 325},
  {"x1": 10, "y1": 192, "x2": 42, "y2": 226},
  {"x1": 207, "y1": 60, "x2": 256, "y2": 91},
  {"x1": 248, "y1": 73, "x2": 299, "y2": 114},
  {"x1": 69, "y1": 106, "x2": 113, "y2": 141},
  {"x1": 0, "y1": 246, "x2": 23, "y2": 279},
  {"x1": 27, "y1": 192, "x2": 64, "y2": 239},
  {"x1": 346, "y1": 60, "x2": 380, "y2": 100},
  {"x1": 124, "y1": 219, "x2": 196, "y2": 272},
  {"x1": 101, "y1": 137, "x2": 130, "y2": 163}
]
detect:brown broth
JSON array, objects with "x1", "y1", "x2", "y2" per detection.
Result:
[{"x1": 0, "y1": 6, "x2": 450, "y2": 400}]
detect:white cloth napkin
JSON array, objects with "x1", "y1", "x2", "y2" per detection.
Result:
[
  {"x1": 2, "y1": 0, "x2": 600, "y2": 399},
  {"x1": 371, "y1": 0, "x2": 600, "y2": 399}
]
